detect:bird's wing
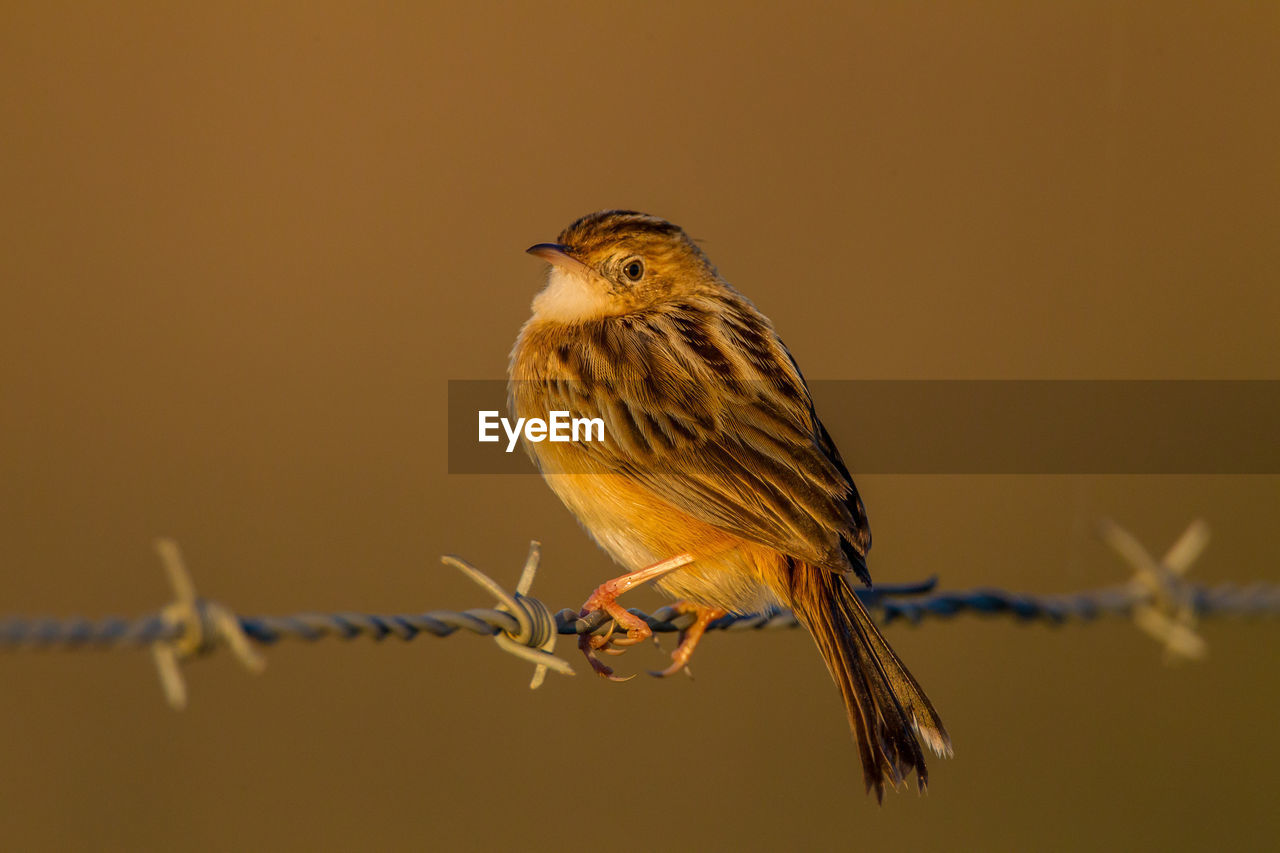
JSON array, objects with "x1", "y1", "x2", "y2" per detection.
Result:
[{"x1": 525, "y1": 306, "x2": 872, "y2": 580}]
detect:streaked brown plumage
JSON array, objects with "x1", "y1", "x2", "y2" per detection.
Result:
[{"x1": 509, "y1": 210, "x2": 950, "y2": 798}]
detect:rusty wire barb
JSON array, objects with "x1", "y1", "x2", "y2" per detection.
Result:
[{"x1": 1, "y1": 519, "x2": 1278, "y2": 709}]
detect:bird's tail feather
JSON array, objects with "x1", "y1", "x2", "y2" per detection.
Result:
[{"x1": 787, "y1": 560, "x2": 951, "y2": 800}]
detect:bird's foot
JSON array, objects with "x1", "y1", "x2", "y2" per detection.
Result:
[
  {"x1": 576, "y1": 554, "x2": 695, "y2": 681},
  {"x1": 578, "y1": 595, "x2": 651, "y2": 681},
  {"x1": 649, "y1": 602, "x2": 728, "y2": 678}
]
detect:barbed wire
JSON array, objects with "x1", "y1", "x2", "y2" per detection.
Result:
[{"x1": 1, "y1": 519, "x2": 1277, "y2": 706}]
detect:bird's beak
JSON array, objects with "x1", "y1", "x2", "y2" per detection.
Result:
[{"x1": 526, "y1": 242, "x2": 593, "y2": 276}]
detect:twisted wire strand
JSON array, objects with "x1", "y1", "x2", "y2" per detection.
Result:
[
  {"x1": 3, "y1": 523, "x2": 1265, "y2": 708},
  {"x1": 2, "y1": 580, "x2": 1276, "y2": 652}
]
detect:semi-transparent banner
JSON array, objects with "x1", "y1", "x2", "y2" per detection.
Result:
[{"x1": 447, "y1": 380, "x2": 1280, "y2": 475}]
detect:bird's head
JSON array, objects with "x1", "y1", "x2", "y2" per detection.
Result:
[{"x1": 526, "y1": 210, "x2": 718, "y2": 322}]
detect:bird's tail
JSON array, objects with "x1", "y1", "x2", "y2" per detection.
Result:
[{"x1": 787, "y1": 560, "x2": 951, "y2": 800}]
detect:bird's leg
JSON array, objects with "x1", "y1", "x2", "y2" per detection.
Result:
[
  {"x1": 649, "y1": 601, "x2": 728, "y2": 678},
  {"x1": 579, "y1": 553, "x2": 695, "y2": 681}
]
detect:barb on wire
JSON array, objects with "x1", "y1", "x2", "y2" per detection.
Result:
[
  {"x1": 441, "y1": 540, "x2": 571, "y2": 688},
  {"x1": 1098, "y1": 518, "x2": 1210, "y2": 661},
  {"x1": 151, "y1": 539, "x2": 264, "y2": 709},
  {"x1": 1, "y1": 519, "x2": 1278, "y2": 709}
]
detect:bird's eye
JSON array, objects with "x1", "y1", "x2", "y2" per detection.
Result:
[{"x1": 622, "y1": 259, "x2": 645, "y2": 282}]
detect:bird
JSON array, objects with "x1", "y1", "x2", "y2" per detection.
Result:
[{"x1": 508, "y1": 210, "x2": 950, "y2": 799}]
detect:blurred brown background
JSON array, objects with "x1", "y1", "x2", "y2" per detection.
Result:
[{"x1": 1, "y1": 3, "x2": 1278, "y2": 851}]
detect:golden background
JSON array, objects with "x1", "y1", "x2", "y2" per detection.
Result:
[{"x1": 1, "y1": 3, "x2": 1277, "y2": 850}]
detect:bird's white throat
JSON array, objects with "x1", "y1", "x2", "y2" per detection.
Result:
[{"x1": 531, "y1": 265, "x2": 615, "y2": 323}]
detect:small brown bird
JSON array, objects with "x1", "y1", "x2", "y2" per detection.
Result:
[{"x1": 509, "y1": 210, "x2": 950, "y2": 798}]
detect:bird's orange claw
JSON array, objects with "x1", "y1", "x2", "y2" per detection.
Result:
[
  {"x1": 578, "y1": 598, "x2": 651, "y2": 681},
  {"x1": 648, "y1": 603, "x2": 727, "y2": 679},
  {"x1": 574, "y1": 554, "x2": 697, "y2": 680}
]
